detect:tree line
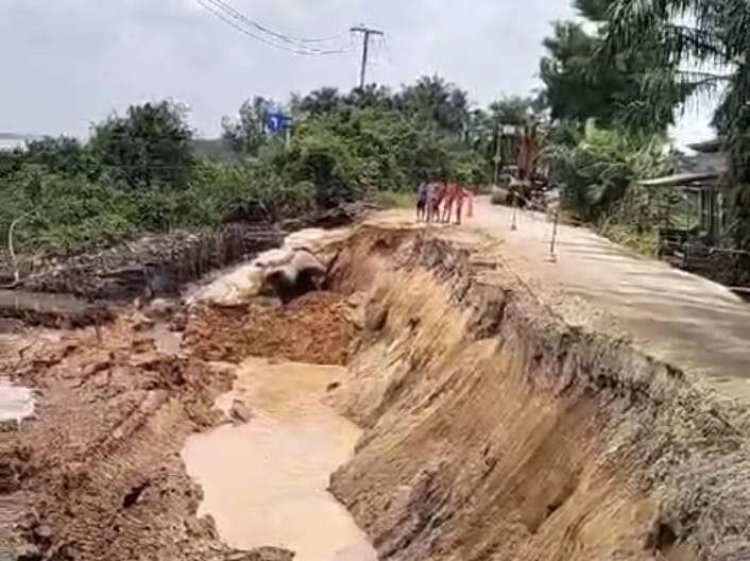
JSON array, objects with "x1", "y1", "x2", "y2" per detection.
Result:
[{"x1": 0, "y1": 79, "x2": 535, "y2": 255}]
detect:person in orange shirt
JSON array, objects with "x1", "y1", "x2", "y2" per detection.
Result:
[{"x1": 442, "y1": 183, "x2": 474, "y2": 225}]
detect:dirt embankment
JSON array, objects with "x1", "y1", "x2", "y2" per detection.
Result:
[
  {"x1": 11, "y1": 225, "x2": 284, "y2": 301},
  {"x1": 4, "y1": 222, "x2": 750, "y2": 561},
  {"x1": 186, "y1": 291, "x2": 355, "y2": 366},
  {"x1": 0, "y1": 204, "x2": 368, "y2": 332},
  {"x1": 0, "y1": 203, "x2": 367, "y2": 302},
  {"x1": 323, "y1": 226, "x2": 750, "y2": 561}
]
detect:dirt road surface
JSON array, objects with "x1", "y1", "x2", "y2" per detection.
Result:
[{"x1": 374, "y1": 197, "x2": 750, "y2": 406}]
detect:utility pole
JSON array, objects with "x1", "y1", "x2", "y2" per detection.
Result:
[{"x1": 350, "y1": 25, "x2": 384, "y2": 89}]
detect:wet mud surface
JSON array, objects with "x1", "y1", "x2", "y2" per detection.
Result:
[
  {"x1": 0, "y1": 310, "x2": 296, "y2": 561},
  {"x1": 182, "y1": 357, "x2": 376, "y2": 561}
]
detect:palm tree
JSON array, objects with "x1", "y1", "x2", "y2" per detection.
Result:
[
  {"x1": 489, "y1": 96, "x2": 533, "y2": 127},
  {"x1": 604, "y1": 0, "x2": 750, "y2": 245},
  {"x1": 297, "y1": 87, "x2": 342, "y2": 116},
  {"x1": 346, "y1": 84, "x2": 393, "y2": 110},
  {"x1": 397, "y1": 76, "x2": 470, "y2": 136}
]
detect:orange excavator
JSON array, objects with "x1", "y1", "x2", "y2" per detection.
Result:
[
  {"x1": 517, "y1": 123, "x2": 540, "y2": 181},
  {"x1": 508, "y1": 123, "x2": 542, "y2": 208}
]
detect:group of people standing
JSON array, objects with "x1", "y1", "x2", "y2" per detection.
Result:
[{"x1": 416, "y1": 180, "x2": 474, "y2": 225}]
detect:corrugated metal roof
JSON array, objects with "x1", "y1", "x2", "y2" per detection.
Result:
[
  {"x1": 688, "y1": 139, "x2": 721, "y2": 153},
  {"x1": 0, "y1": 139, "x2": 25, "y2": 151},
  {"x1": 679, "y1": 151, "x2": 728, "y2": 175},
  {"x1": 638, "y1": 171, "x2": 719, "y2": 188}
]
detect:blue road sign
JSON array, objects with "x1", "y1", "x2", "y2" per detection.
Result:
[{"x1": 266, "y1": 112, "x2": 291, "y2": 134}]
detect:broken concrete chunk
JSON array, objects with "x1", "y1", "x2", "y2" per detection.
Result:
[
  {"x1": 14, "y1": 544, "x2": 42, "y2": 561},
  {"x1": 131, "y1": 312, "x2": 156, "y2": 332},
  {"x1": 33, "y1": 524, "x2": 53, "y2": 541},
  {"x1": 364, "y1": 306, "x2": 388, "y2": 332},
  {"x1": 192, "y1": 247, "x2": 327, "y2": 307},
  {"x1": 145, "y1": 298, "x2": 177, "y2": 320},
  {"x1": 81, "y1": 359, "x2": 111, "y2": 378},
  {"x1": 230, "y1": 399, "x2": 253, "y2": 424}
]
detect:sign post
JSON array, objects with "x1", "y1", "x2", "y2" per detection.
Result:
[{"x1": 265, "y1": 111, "x2": 293, "y2": 148}]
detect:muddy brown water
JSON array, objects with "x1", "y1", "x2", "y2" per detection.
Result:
[{"x1": 182, "y1": 357, "x2": 377, "y2": 561}]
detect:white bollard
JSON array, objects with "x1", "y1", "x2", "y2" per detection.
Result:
[{"x1": 547, "y1": 209, "x2": 559, "y2": 263}]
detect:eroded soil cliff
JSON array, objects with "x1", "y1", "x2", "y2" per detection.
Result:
[{"x1": 3, "y1": 223, "x2": 750, "y2": 561}]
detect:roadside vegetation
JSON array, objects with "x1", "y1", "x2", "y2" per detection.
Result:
[
  {"x1": 0, "y1": 79, "x2": 527, "y2": 255},
  {"x1": 537, "y1": 0, "x2": 691, "y2": 256},
  {"x1": 4, "y1": 0, "x2": 750, "y2": 269},
  {"x1": 540, "y1": 0, "x2": 750, "y2": 262}
]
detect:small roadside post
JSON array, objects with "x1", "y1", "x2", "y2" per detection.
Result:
[
  {"x1": 546, "y1": 188, "x2": 561, "y2": 263},
  {"x1": 547, "y1": 209, "x2": 559, "y2": 263}
]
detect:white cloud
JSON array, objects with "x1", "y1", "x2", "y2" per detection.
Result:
[{"x1": 1, "y1": 0, "x2": 712, "y2": 143}]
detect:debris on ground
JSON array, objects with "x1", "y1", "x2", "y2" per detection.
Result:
[
  {"x1": 230, "y1": 399, "x2": 253, "y2": 424},
  {"x1": 0, "y1": 313, "x2": 236, "y2": 561},
  {"x1": 190, "y1": 247, "x2": 328, "y2": 307},
  {"x1": 225, "y1": 547, "x2": 295, "y2": 561},
  {"x1": 0, "y1": 203, "x2": 369, "y2": 303}
]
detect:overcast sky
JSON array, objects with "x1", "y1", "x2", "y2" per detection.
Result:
[{"x1": 0, "y1": 0, "x2": 715, "y2": 145}]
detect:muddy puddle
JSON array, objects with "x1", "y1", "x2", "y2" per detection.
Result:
[{"x1": 182, "y1": 357, "x2": 377, "y2": 561}]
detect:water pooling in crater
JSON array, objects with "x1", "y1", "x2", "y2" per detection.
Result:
[{"x1": 181, "y1": 357, "x2": 377, "y2": 561}]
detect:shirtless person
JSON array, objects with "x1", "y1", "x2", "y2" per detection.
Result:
[
  {"x1": 415, "y1": 180, "x2": 429, "y2": 222},
  {"x1": 427, "y1": 183, "x2": 440, "y2": 222},
  {"x1": 435, "y1": 182, "x2": 449, "y2": 222},
  {"x1": 442, "y1": 182, "x2": 461, "y2": 224}
]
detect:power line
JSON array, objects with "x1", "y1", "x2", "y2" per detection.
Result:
[
  {"x1": 196, "y1": 0, "x2": 329, "y2": 55},
  {"x1": 196, "y1": 0, "x2": 353, "y2": 56},
  {"x1": 196, "y1": 0, "x2": 309, "y2": 54},
  {"x1": 350, "y1": 25, "x2": 384, "y2": 89},
  {"x1": 286, "y1": 31, "x2": 352, "y2": 44},
  {"x1": 206, "y1": 0, "x2": 346, "y2": 50},
  {"x1": 380, "y1": 35, "x2": 396, "y2": 67}
]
